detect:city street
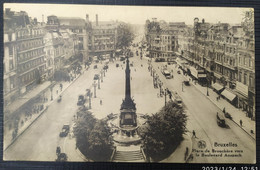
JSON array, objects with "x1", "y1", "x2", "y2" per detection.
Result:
[
  {"x1": 150, "y1": 60, "x2": 256, "y2": 163},
  {"x1": 4, "y1": 64, "x2": 103, "y2": 161},
  {"x1": 4, "y1": 46, "x2": 255, "y2": 163},
  {"x1": 4, "y1": 51, "x2": 165, "y2": 161}
]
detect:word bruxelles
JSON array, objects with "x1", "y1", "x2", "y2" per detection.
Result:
[{"x1": 214, "y1": 142, "x2": 238, "y2": 147}]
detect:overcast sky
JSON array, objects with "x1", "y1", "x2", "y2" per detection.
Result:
[{"x1": 4, "y1": 3, "x2": 252, "y2": 25}]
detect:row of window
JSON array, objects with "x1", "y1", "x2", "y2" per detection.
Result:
[
  {"x1": 238, "y1": 72, "x2": 254, "y2": 88},
  {"x1": 17, "y1": 28, "x2": 44, "y2": 38},
  {"x1": 238, "y1": 55, "x2": 253, "y2": 68},
  {"x1": 18, "y1": 49, "x2": 44, "y2": 62},
  {"x1": 92, "y1": 44, "x2": 114, "y2": 51},
  {"x1": 17, "y1": 39, "x2": 44, "y2": 52},
  {"x1": 20, "y1": 66, "x2": 45, "y2": 85},
  {"x1": 18, "y1": 57, "x2": 44, "y2": 73},
  {"x1": 93, "y1": 29, "x2": 115, "y2": 34}
]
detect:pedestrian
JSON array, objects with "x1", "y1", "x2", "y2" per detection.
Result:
[
  {"x1": 100, "y1": 99, "x2": 102, "y2": 105},
  {"x1": 185, "y1": 147, "x2": 189, "y2": 160},
  {"x1": 223, "y1": 107, "x2": 226, "y2": 113},
  {"x1": 216, "y1": 97, "x2": 218, "y2": 101},
  {"x1": 192, "y1": 130, "x2": 197, "y2": 138},
  {"x1": 240, "y1": 120, "x2": 243, "y2": 127}
]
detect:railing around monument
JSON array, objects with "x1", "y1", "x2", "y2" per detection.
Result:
[
  {"x1": 140, "y1": 146, "x2": 147, "y2": 162},
  {"x1": 110, "y1": 146, "x2": 116, "y2": 161}
]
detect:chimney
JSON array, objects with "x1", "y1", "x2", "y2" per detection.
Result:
[
  {"x1": 202, "y1": 18, "x2": 205, "y2": 24},
  {"x1": 34, "y1": 18, "x2": 37, "y2": 24},
  {"x1": 96, "y1": 14, "x2": 98, "y2": 26},
  {"x1": 86, "y1": 14, "x2": 89, "y2": 22}
]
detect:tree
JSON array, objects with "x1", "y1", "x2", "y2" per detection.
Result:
[
  {"x1": 116, "y1": 23, "x2": 135, "y2": 49},
  {"x1": 139, "y1": 101, "x2": 187, "y2": 161},
  {"x1": 73, "y1": 108, "x2": 113, "y2": 161},
  {"x1": 87, "y1": 120, "x2": 113, "y2": 161}
]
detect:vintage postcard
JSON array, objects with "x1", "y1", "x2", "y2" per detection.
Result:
[{"x1": 3, "y1": 3, "x2": 255, "y2": 163}]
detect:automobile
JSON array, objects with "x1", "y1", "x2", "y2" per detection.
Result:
[
  {"x1": 172, "y1": 91, "x2": 183, "y2": 108},
  {"x1": 116, "y1": 63, "x2": 119, "y2": 67},
  {"x1": 103, "y1": 65, "x2": 108, "y2": 69},
  {"x1": 162, "y1": 70, "x2": 171, "y2": 79},
  {"x1": 130, "y1": 52, "x2": 134, "y2": 57},
  {"x1": 59, "y1": 124, "x2": 70, "y2": 137},
  {"x1": 93, "y1": 65, "x2": 98, "y2": 69},
  {"x1": 120, "y1": 57, "x2": 125, "y2": 61},
  {"x1": 77, "y1": 95, "x2": 86, "y2": 106},
  {"x1": 183, "y1": 80, "x2": 190, "y2": 86},
  {"x1": 56, "y1": 153, "x2": 68, "y2": 162},
  {"x1": 217, "y1": 112, "x2": 226, "y2": 127},
  {"x1": 177, "y1": 70, "x2": 181, "y2": 74},
  {"x1": 94, "y1": 74, "x2": 99, "y2": 80},
  {"x1": 130, "y1": 63, "x2": 133, "y2": 67}
]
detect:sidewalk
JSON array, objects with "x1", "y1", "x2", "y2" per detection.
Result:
[
  {"x1": 4, "y1": 68, "x2": 84, "y2": 151},
  {"x1": 160, "y1": 133, "x2": 192, "y2": 163},
  {"x1": 169, "y1": 64, "x2": 256, "y2": 140}
]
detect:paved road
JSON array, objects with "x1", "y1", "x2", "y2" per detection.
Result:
[
  {"x1": 4, "y1": 64, "x2": 103, "y2": 161},
  {"x1": 4, "y1": 46, "x2": 255, "y2": 163},
  {"x1": 151, "y1": 61, "x2": 256, "y2": 163}
]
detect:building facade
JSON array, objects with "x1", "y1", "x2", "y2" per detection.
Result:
[
  {"x1": 4, "y1": 8, "x2": 46, "y2": 105},
  {"x1": 88, "y1": 14, "x2": 118, "y2": 60},
  {"x1": 176, "y1": 17, "x2": 255, "y2": 119},
  {"x1": 145, "y1": 18, "x2": 179, "y2": 62}
]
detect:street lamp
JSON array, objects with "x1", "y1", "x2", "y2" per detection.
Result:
[
  {"x1": 165, "y1": 88, "x2": 168, "y2": 107},
  {"x1": 101, "y1": 71, "x2": 103, "y2": 82},
  {"x1": 89, "y1": 93, "x2": 92, "y2": 109},
  {"x1": 50, "y1": 86, "x2": 53, "y2": 101},
  {"x1": 98, "y1": 78, "x2": 100, "y2": 89},
  {"x1": 93, "y1": 81, "x2": 97, "y2": 98},
  {"x1": 207, "y1": 80, "x2": 209, "y2": 96},
  {"x1": 86, "y1": 89, "x2": 92, "y2": 109}
]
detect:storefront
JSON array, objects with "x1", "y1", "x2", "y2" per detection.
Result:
[
  {"x1": 221, "y1": 89, "x2": 237, "y2": 106},
  {"x1": 211, "y1": 82, "x2": 225, "y2": 94}
]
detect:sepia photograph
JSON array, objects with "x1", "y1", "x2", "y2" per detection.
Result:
[{"x1": 3, "y1": 3, "x2": 256, "y2": 163}]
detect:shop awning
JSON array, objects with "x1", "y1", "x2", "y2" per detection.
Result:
[
  {"x1": 212, "y1": 83, "x2": 224, "y2": 92},
  {"x1": 221, "y1": 89, "x2": 236, "y2": 102},
  {"x1": 198, "y1": 74, "x2": 207, "y2": 78}
]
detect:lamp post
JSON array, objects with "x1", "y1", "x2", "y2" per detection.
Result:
[
  {"x1": 98, "y1": 78, "x2": 100, "y2": 89},
  {"x1": 101, "y1": 71, "x2": 103, "y2": 82},
  {"x1": 165, "y1": 88, "x2": 168, "y2": 107},
  {"x1": 93, "y1": 81, "x2": 97, "y2": 98},
  {"x1": 207, "y1": 80, "x2": 209, "y2": 96},
  {"x1": 50, "y1": 86, "x2": 53, "y2": 101},
  {"x1": 89, "y1": 93, "x2": 92, "y2": 109}
]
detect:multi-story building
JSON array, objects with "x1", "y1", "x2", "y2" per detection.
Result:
[
  {"x1": 3, "y1": 9, "x2": 18, "y2": 105},
  {"x1": 145, "y1": 18, "x2": 180, "y2": 62},
  {"x1": 44, "y1": 31, "x2": 65, "y2": 79},
  {"x1": 235, "y1": 34, "x2": 255, "y2": 119},
  {"x1": 46, "y1": 15, "x2": 90, "y2": 64},
  {"x1": 88, "y1": 14, "x2": 118, "y2": 60},
  {"x1": 177, "y1": 17, "x2": 255, "y2": 119},
  {"x1": 4, "y1": 8, "x2": 46, "y2": 104}
]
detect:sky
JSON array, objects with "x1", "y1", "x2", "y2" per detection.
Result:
[{"x1": 4, "y1": 3, "x2": 252, "y2": 25}]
